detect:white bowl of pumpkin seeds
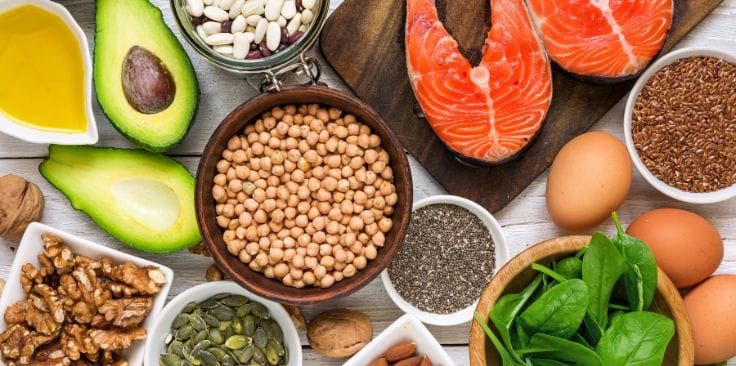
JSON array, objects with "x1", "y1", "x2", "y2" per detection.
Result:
[{"x1": 144, "y1": 281, "x2": 301, "y2": 366}]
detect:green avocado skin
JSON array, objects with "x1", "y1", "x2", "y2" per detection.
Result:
[
  {"x1": 94, "y1": 0, "x2": 199, "y2": 153},
  {"x1": 39, "y1": 145, "x2": 202, "y2": 253}
]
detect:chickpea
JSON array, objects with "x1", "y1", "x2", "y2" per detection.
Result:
[
  {"x1": 378, "y1": 217, "x2": 392, "y2": 233},
  {"x1": 292, "y1": 254, "x2": 305, "y2": 269},
  {"x1": 274, "y1": 263, "x2": 289, "y2": 278},
  {"x1": 385, "y1": 193, "x2": 398, "y2": 206},
  {"x1": 269, "y1": 247, "x2": 284, "y2": 262},
  {"x1": 312, "y1": 231, "x2": 326, "y2": 244},
  {"x1": 354, "y1": 256, "x2": 367, "y2": 270},
  {"x1": 282, "y1": 274, "x2": 293, "y2": 287},
  {"x1": 320, "y1": 274, "x2": 335, "y2": 288},
  {"x1": 245, "y1": 226, "x2": 259, "y2": 242},
  {"x1": 365, "y1": 222, "x2": 378, "y2": 236},
  {"x1": 239, "y1": 250, "x2": 252, "y2": 264},
  {"x1": 290, "y1": 267, "x2": 303, "y2": 280},
  {"x1": 217, "y1": 160, "x2": 231, "y2": 174},
  {"x1": 314, "y1": 265, "x2": 327, "y2": 279},
  {"x1": 305, "y1": 256, "x2": 318, "y2": 270},
  {"x1": 365, "y1": 245, "x2": 378, "y2": 260},
  {"x1": 303, "y1": 271, "x2": 316, "y2": 285},
  {"x1": 212, "y1": 186, "x2": 227, "y2": 203}
]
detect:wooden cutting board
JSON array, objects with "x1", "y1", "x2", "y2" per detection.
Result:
[{"x1": 320, "y1": 0, "x2": 723, "y2": 213}]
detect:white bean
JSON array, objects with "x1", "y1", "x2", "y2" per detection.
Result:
[
  {"x1": 298, "y1": 24, "x2": 307, "y2": 32},
  {"x1": 196, "y1": 25, "x2": 208, "y2": 40},
  {"x1": 219, "y1": 0, "x2": 235, "y2": 10},
  {"x1": 281, "y1": 0, "x2": 296, "y2": 19},
  {"x1": 204, "y1": 0, "x2": 214, "y2": 5},
  {"x1": 233, "y1": 32, "x2": 254, "y2": 59},
  {"x1": 202, "y1": 21, "x2": 222, "y2": 35},
  {"x1": 241, "y1": 0, "x2": 265, "y2": 16},
  {"x1": 231, "y1": 15, "x2": 247, "y2": 33},
  {"x1": 254, "y1": 18, "x2": 268, "y2": 43},
  {"x1": 229, "y1": 0, "x2": 245, "y2": 18},
  {"x1": 205, "y1": 32, "x2": 235, "y2": 45},
  {"x1": 204, "y1": 6, "x2": 229, "y2": 21},
  {"x1": 246, "y1": 25, "x2": 257, "y2": 32},
  {"x1": 277, "y1": 15, "x2": 287, "y2": 27},
  {"x1": 264, "y1": 0, "x2": 284, "y2": 21},
  {"x1": 301, "y1": 8, "x2": 313, "y2": 25},
  {"x1": 266, "y1": 21, "x2": 281, "y2": 51},
  {"x1": 286, "y1": 13, "x2": 301, "y2": 36},
  {"x1": 186, "y1": 0, "x2": 204, "y2": 17},
  {"x1": 214, "y1": 44, "x2": 234, "y2": 55},
  {"x1": 302, "y1": 0, "x2": 316, "y2": 10},
  {"x1": 246, "y1": 14, "x2": 263, "y2": 26}
]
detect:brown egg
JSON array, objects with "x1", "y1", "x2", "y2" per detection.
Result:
[
  {"x1": 546, "y1": 132, "x2": 632, "y2": 232},
  {"x1": 627, "y1": 208, "x2": 723, "y2": 288},
  {"x1": 684, "y1": 275, "x2": 736, "y2": 364}
]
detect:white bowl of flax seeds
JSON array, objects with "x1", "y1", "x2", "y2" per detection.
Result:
[{"x1": 625, "y1": 47, "x2": 736, "y2": 204}]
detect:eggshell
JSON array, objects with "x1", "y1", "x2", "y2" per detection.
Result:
[
  {"x1": 684, "y1": 275, "x2": 736, "y2": 364},
  {"x1": 546, "y1": 132, "x2": 632, "y2": 232},
  {"x1": 627, "y1": 208, "x2": 723, "y2": 288}
]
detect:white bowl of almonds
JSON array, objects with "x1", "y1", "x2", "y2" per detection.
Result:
[
  {"x1": 624, "y1": 47, "x2": 736, "y2": 204},
  {"x1": 0, "y1": 222, "x2": 173, "y2": 366}
]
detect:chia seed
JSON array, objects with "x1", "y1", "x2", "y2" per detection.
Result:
[{"x1": 388, "y1": 203, "x2": 496, "y2": 314}]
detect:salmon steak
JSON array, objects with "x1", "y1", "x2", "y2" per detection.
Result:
[
  {"x1": 406, "y1": 0, "x2": 553, "y2": 165},
  {"x1": 527, "y1": 0, "x2": 674, "y2": 80}
]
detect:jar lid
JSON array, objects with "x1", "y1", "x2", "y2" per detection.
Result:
[{"x1": 171, "y1": 0, "x2": 330, "y2": 74}]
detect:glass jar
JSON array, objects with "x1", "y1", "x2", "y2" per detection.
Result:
[{"x1": 170, "y1": 0, "x2": 330, "y2": 77}]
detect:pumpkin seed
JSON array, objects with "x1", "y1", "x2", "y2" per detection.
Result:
[
  {"x1": 165, "y1": 332, "x2": 174, "y2": 345},
  {"x1": 194, "y1": 330, "x2": 209, "y2": 344},
  {"x1": 173, "y1": 313, "x2": 191, "y2": 329},
  {"x1": 176, "y1": 324, "x2": 194, "y2": 340},
  {"x1": 267, "y1": 320, "x2": 283, "y2": 342},
  {"x1": 232, "y1": 320, "x2": 244, "y2": 334},
  {"x1": 236, "y1": 303, "x2": 255, "y2": 317},
  {"x1": 203, "y1": 314, "x2": 220, "y2": 327},
  {"x1": 221, "y1": 355, "x2": 235, "y2": 366},
  {"x1": 211, "y1": 305, "x2": 235, "y2": 320},
  {"x1": 208, "y1": 328, "x2": 225, "y2": 345},
  {"x1": 224, "y1": 324, "x2": 235, "y2": 339},
  {"x1": 199, "y1": 299, "x2": 220, "y2": 309},
  {"x1": 182, "y1": 302, "x2": 198, "y2": 313},
  {"x1": 253, "y1": 327, "x2": 268, "y2": 348},
  {"x1": 181, "y1": 361, "x2": 192, "y2": 366},
  {"x1": 221, "y1": 294, "x2": 249, "y2": 307},
  {"x1": 235, "y1": 344, "x2": 255, "y2": 363},
  {"x1": 243, "y1": 316, "x2": 257, "y2": 336},
  {"x1": 252, "y1": 347, "x2": 266, "y2": 364},
  {"x1": 168, "y1": 340, "x2": 186, "y2": 357},
  {"x1": 191, "y1": 339, "x2": 211, "y2": 357},
  {"x1": 190, "y1": 314, "x2": 207, "y2": 331},
  {"x1": 198, "y1": 350, "x2": 218, "y2": 366},
  {"x1": 265, "y1": 344, "x2": 279, "y2": 366},
  {"x1": 218, "y1": 320, "x2": 231, "y2": 332},
  {"x1": 191, "y1": 359, "x2": 202, "y2": 366},
  {"x1": 225, "y1": 335, "x2": 251, "y2": 350},
  {"x1": 160, "y1": 353, "x2": 183, "y2": 366},
  {"x1": 213, "y1": 293, "x2": 230, "y2": 300},
  {"x1": 267, "y1": 339, "x2": 284, "y2": 357},
  {"x1": 250, "y1": 303, "x2": 269, "y2": 319},
  {"x1": 208, "y1": 347, "x2": 227, "y2": 361}
]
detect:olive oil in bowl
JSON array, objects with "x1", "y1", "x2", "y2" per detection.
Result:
[{"x1": 0, "y1": 1, "x2": 96, "y2": 144}]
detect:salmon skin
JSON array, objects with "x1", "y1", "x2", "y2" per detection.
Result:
[
  {"x1": 527, "y1": 0, "x2": 674, "y2": 81},
  {"x1": 405, "y1": 0, "x2": 553, "y2": 165}
]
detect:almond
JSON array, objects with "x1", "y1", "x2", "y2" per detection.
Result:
[
  {"x1": 394, "y1": 356, "x2": 424, "y2": 366},
  {"x1": 384, "y1": 341, "x2": 417, "y2": 362},
  {"x1": 368, "y1": 358, "x2": 389, "y2": 366},
  {"x1": 419, "y1": 356, "x2": 432, "y2": 366}
]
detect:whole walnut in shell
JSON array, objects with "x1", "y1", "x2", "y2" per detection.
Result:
[
  {"x1": 307, "y1": 308, "x2": 372, "y2": 358},
  {"x1": 0, "y1": 175, "x2": 44, "y2": 240}
]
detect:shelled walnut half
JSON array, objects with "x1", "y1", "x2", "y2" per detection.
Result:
[{"x1": 0, "y1": 233, "x2": 165, "y2": 365}]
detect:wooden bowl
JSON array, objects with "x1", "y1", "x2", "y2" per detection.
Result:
[
  {"x1": 469, "y1": 236, "x2": 694, "y2": 366},
  {"x1": 195, "y1": 85, "x2": 413, "y2": 305}
]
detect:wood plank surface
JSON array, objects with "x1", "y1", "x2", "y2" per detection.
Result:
[
  {"x1": 0, "y1": 0, "x2": 736, "y2": 365},
  {"x1": 320, "y1": 0, "x2": 723, "y2": 214}
]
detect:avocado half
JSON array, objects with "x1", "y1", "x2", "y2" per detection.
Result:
[
  {"x1": 94, "y1": 0, "x2": 198, "y2": 153},
  {"x1": 39, "y1": 145, "x2": 201, "y2": 253}
]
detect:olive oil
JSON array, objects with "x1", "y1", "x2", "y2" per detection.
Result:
[{"x1": 0, "y1": 5, "x2": 87, "y2": 133}]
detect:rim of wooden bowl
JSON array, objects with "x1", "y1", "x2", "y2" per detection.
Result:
[
  {"x1": 195, "y1": 85, "x2": 413, "y2": 305},
  {"x1": 468, "y1": 235, "x2": 694, "y2": 366}
]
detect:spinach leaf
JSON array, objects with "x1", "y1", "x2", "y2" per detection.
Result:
[
  {"x1": 517, "y1": 333, "x2": 604, "y2": 366},
  {"x1": 610, "y1": 212, "x2": 657, "y2": 311},
  {"x1": 582, "y1": 232, "x2": 626, "y2": 333},
  {"x1": 515, "y1": 321, "x2": 530, "y2": 349},
  {"x1": 518, "y1": 279, "x2": 589, "y2": 339},
  {"x1": 474, "y1": 312, "x2": 526, "y2": 366},
  {"x1": 556, "y1": 257, "x2": 583, "y2": 279},
  {"x1": 531, "y1": 263, "x2": 568, "y2": 283},
  {"x1": 491, "y1": 275, "x2": 543, "y2": 361},
  {"x1": 595, "y1": 311, "x2": 675, "y2": 366},
  {"x1": 530, "y1": 360, "x2": 568, "y2": 366}
]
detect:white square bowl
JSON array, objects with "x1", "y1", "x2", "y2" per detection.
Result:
[
  {"x1": 344, "y1": 314, "x2": 456, "y2": 366},
  {"x1": 0, "y1": 222, "x2": 174, "y2": 366}
]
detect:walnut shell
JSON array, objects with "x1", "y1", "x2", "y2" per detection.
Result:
[
  {"x1": 307, "y1": 308, "x2": 372, "y2": 358},
  {"x1": 0, "y1": 175, "x2": 44, "y2": 240}
]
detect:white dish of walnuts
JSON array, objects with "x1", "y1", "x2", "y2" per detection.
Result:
[
  {"x1": 0, "y1": 223, "x2": 174, "y2": 366},
  {"x1": 211, "y1": 103, "x2": 398, "y2": 289}
]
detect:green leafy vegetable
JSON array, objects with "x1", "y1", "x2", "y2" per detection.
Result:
[
  {"x1": 530, "y1": 360, "x2": 568, "y2": 366},
  {"x1": 518, "y1": 279, "x2": 589, "y2": 339},
  {"x1": 491, "y1": 275, "x2": 543, "y2": 362},
  {"x1": 556, "y1": 257, "x2": 583, "y2": 279},
  {"x1": 531, "y1": 263, "x2": 568, "y2": 283},
  {"x1": 582, "y1": 233, "x2": 626, "y2": 333},
  {"x1": 517, "y1": 333, "x2": 604, "y2": 366},
  {"x1": 595, "y1": 311, "x2": 675, "y2": 366},
  {"x1": 474, "y1": 312, "x2": 526, "y2": 366},
  {"x1": 610, "y1": 212, "x2": 657, "y2": 311}
]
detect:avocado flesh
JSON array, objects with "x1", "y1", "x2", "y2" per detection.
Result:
[
  {"x1": 39, "y1": 145, "x2": 201, "y2": 253},
  {"x1": 94, "y1": 0, "x2": 198, "y2": 153}
]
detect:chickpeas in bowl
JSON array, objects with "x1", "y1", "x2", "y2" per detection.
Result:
[{"x1": 209, "y1": 100, "x2": 399, "y2": 290}]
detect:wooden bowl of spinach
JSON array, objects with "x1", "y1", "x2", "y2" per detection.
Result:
[{"x1": 469, "y1": 214, "x2": 694, "y2": 366}]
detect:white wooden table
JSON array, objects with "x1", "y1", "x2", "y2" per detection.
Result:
[{"x1": 1, "y1": 1, "x2": 736, "y2": 364}]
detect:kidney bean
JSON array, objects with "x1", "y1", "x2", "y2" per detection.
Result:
[
  {"x1": 247, "y1": 50, "x2": 263, "y2": 59},
  {"x1": 221, "y1": 19, "x2": 233, "y2": 33},
  {"x1": 259, "y1": 41, "x2": 272, "y2": 57},
  {"x1": 288, "y1": 31, "x2": 304, "y2": 45}
]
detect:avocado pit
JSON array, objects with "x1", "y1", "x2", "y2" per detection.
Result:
[{"x1": 122, "y1": 46, "x2": 176, "y2": 114}]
